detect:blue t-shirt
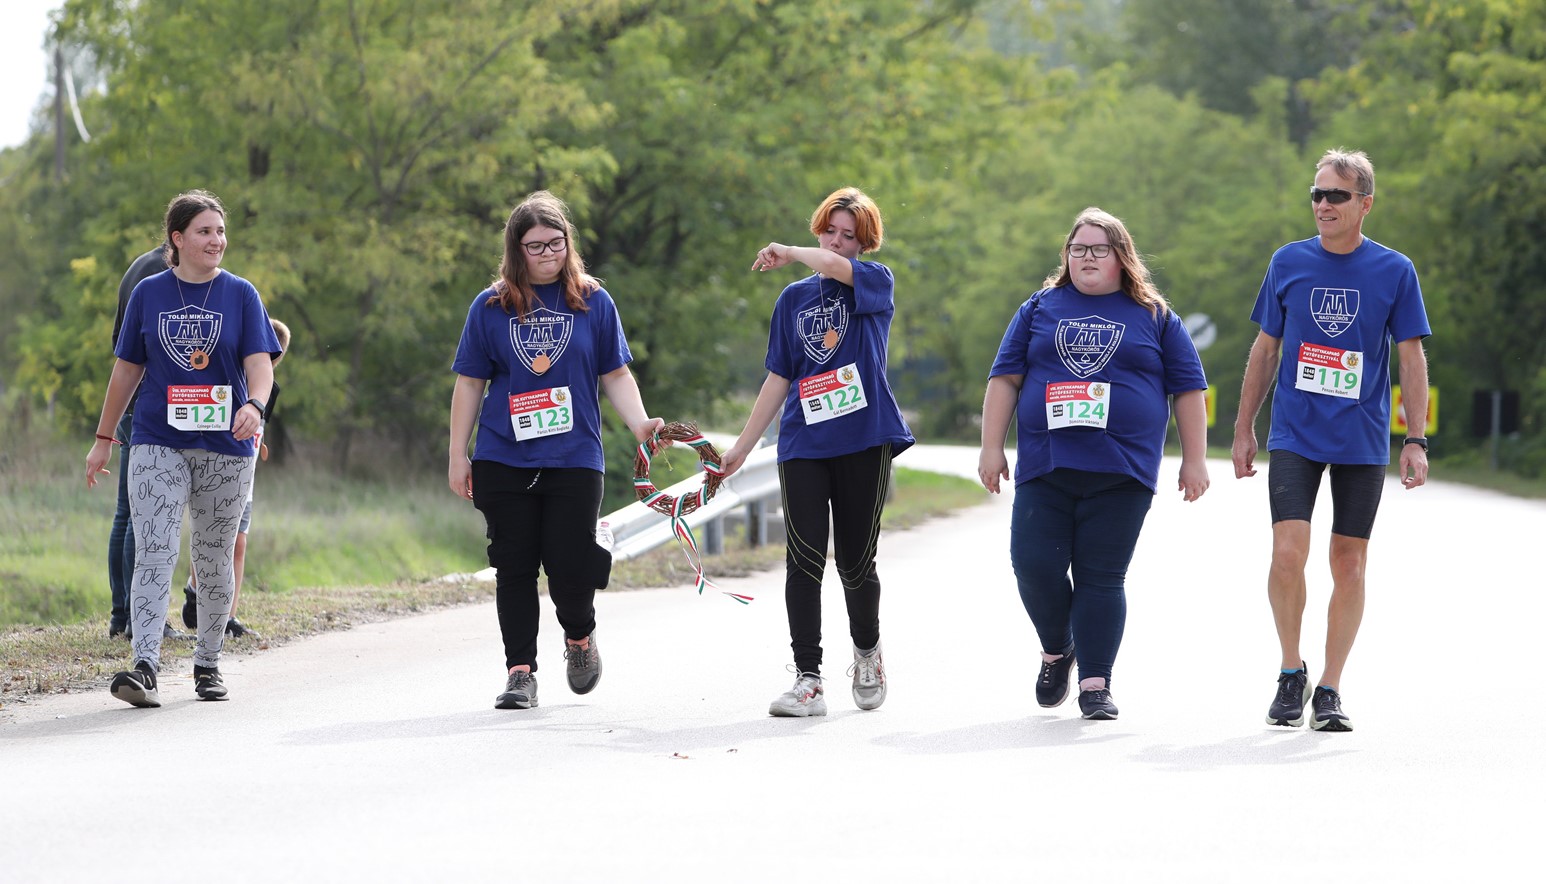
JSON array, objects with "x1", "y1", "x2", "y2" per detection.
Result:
[
  {"x1": 451, "y1": 283, "x2": 632, "y2": 473},
  {"x1": 115, "y1": 269, "x2": 282, "y2": 457},
  {"x1": 989, "y1": 284, "x2": 1207, "y2": 493},
  {"x1": 1250, "y1": 236, "x2": 1430, "y2": 464},
  {"x1": 764, "y1": 259, "x2": 914, "y2": 462}
]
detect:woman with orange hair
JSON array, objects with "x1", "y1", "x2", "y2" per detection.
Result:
[{"x1": 722, "y1": 187, "x2": 914, "y2": 717}]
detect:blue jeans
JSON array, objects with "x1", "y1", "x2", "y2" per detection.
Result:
[
  {"x1": 108, "y1": 410, "x2": 135, "y2": 630},
  {"x1": 1009, "y1": 469, "x2": 1154, "y2": 684}
]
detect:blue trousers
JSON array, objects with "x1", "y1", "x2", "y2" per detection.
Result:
[
  {"x1": 1009, "y1": 469, "x2": 1153, "y2": 683},
  {"x1": 108, "y1": 410, "x2": 136, "y2": 630}
]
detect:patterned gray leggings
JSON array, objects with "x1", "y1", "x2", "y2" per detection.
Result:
[{"x1": 127, "y1": 444, "x2": 255, "y2": 670}]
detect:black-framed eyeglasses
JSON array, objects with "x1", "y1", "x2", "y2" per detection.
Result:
[
  {"x1": 1310, "y1": 187, "x2": 1370, "y2": 205},
  {"x1": 521, "y1": 236, "x2": 568, "y2": 256},
  {"x1": 1067, "y1": 243, "x2": 1113, "y2": 259}
]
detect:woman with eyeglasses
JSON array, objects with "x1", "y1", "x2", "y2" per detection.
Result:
[
  {"x1": 977, "y1": 207, "x2": 1209, "y2": 721},
  {"x1": 720, "y1": 186, "x2": 914, "y2": 717},
  {"x1": 449, "y1": 190, "x2": 663, "y2": 710}
]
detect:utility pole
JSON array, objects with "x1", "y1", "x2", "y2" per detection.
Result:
[{"x1": 53, "y1": 45, "x2": 65, "y2": 183}]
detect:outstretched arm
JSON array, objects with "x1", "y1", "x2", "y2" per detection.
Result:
[
  {"x1": 600, "y1": 365, "x2": 666, "y2": 445},
  {"x1": 752, "y1": 244, "x2": 852, "y2": 285},
  {"x1": 721, "y1": 372, "x2": 792, "y2": 478}
]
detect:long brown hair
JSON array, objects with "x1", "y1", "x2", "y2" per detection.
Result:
[
  {"x1": 487, "y1": 190, "x2": 598, "y2": 319},
  {"x1": 1042, "y1": 207, "x2": 1169, "y2": 317}
]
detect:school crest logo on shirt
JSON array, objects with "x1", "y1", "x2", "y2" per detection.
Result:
[
  {"x1": 158, "y1": 307, "x2": 222, "y2": 372},
  {"x1": 510, "y1": 307, "x2": 573, "y2": 375},
  {"x1": 798, "y1": 293, "x2": 848, "y2": 364},
  {"x1": 1055, "y1": 316, "x2": 1124, "y2": 378},
  {"x1": 1310, "y1": 288, "x2": 1359, "y2": 338}
]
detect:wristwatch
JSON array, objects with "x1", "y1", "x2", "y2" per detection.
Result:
[
  {"x1": 1402, "y1": 437, "x2": 1428, "y2": 451},
  {"x1": 245, "y1": 397, "x2": 268, "y2": 415}
]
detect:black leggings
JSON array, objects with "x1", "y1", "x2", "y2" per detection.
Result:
[
  {"x1": 778, "y1": 444, "x2": 893, "y2": 675},
  {"x1": 471, "y1": 461, "x2": 607, "y2": 672}
]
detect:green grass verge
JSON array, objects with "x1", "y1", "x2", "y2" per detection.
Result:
[{"x1": 0, "y1": 461, "x2": 982, "y2": 705}]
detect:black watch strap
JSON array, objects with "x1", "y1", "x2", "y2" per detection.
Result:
[
  {"x1": 1402, "y1": 436, "x2": 1428, "y2": 451},
  {"x1": 245, "y1": 397, "x2": 268, "y2": 415}
]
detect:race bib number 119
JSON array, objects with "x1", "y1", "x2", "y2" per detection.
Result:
[{"x1": 1294, "y1": 342, "x2": 1363, "y2": 399}]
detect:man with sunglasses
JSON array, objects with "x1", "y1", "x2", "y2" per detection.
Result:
[{"x1": 1232, "y1": 148, "x2": 1431, "y2": 732}]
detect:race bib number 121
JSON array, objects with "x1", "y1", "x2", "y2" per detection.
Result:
[{"x1": 166, "y1": 385, "x2": 232, "y2": 432}]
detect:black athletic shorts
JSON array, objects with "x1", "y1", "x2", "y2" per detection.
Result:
[{"x1": 1267, "y1": 449, "x2": 1385, "y2": 539}]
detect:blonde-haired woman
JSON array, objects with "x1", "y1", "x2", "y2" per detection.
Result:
[
  {"x1": 722, "y1": 187, "x2": 914, "y2": 717},
  {"x1": 978, "y1": 207, "x2": 1209, "y2": 720}
]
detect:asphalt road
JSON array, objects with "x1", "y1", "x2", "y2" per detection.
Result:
[{"x1": 2, "y1": 446, "x2": 1539, "y2": 882}]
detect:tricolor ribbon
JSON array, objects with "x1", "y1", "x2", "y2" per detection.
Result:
[{"x1": 636, "y1": 434, "x2": 753, "y2": 604}]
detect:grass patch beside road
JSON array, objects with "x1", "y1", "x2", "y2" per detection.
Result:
[{"x1": 1, "y1": 464, "x2": 983, "y2": 708}]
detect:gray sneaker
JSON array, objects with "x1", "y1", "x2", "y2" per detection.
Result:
[
  {"x1": 847, "y1": 642, "x2": 886, "y2": 710},
  {"x1": 495, "y1": 670, "x2": 538, "y2": 709},
  {"x1": 563, "y1": 634, "x2": 602, "y2": 695},
  {"x1": 769, "y1": 671, "x2": 826, "y2": 717}
]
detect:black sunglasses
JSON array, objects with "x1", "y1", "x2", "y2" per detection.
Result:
[{"x1": 1310, "y1": 187, "x2": 1369, "y2": 205}]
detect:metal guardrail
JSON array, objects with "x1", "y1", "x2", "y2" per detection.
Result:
[{"x1": 606, "y1": 442, "x2": 781, "y2": 562}]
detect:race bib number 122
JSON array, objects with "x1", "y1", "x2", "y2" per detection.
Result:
[{"x1": 798, "y1": 363, "x2": 868, "y2": 425}]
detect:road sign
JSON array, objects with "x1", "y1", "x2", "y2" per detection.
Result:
[{"x1": 1183, "y1": 313, "x2": 1217, "y2": 351}]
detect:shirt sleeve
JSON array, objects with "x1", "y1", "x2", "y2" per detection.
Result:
[
  {"x1": 1249, "y1": 259, "x2": 1286, "y2": 338},
  {"x1": 988, "y1": 296, "x2": 1037, "y2": 379},
  {"x1": 851, "y1": 260, "x2": 895, "y2": 316},
  {"x1": 451, "y1": 294, "x2": 496, "y2": 379},
  {"x1": 1159, "y1": 309, "x2": 1208, "y2": 395},
  {"x1": 114, "y1": 283, "x2": 148, "y2": 364}
]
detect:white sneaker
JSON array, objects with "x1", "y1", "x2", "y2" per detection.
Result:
[
  {"x1": 848, "y1": 642, "x2": 886, "y2": 710},
  {"x1": 768, "y1": 671, "x2": 826, "y2": 717}
]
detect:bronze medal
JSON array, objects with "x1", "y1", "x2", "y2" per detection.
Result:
[
  {"x1": 531, "y1": 354, "x2": 551, "y2": 374},
  {"x1": 189, "y1": 349, "x2": 210, "y2": 370},
  {"x1": 822, "y1": 328, "x2": 839, "y2": 350}
]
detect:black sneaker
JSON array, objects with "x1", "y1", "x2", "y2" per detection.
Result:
[
  {"x1": 563, "y1": 634, "x2": 602, "y2": 695},
  {"x1": 225, "y1": 617, "x2": 260, "y2": 639},
  {"x1": 1078, "y1": 688, "x2": 1119, "y2": 720},
  {"x1": 1267, "y1": 661, "x2": 1312, "y2": 727},
  {"x1": 110, "y1": 660, "x2": 161, "y2": 708},
  {"x1": 495, "y1": 670, "x2": 538, "y2": 709},
  {"x1": 108, "y1": 622, "x2": 130, "y2": 640},
  {"x1": 193, "y1": 665, "x2": 228, "y2": 701},
  {"x1": 1310, "y1": 686, "x2": 1353, "y2": 732},
  {"x1": 182, "y1": 579, "x2": 197, "y2": 630},
  {"x1": 1035, "y1": 649, "x2": 1076, "y2": 708},
  {"x1": 162, "y1": 622, "x2": 196, "y2": 642}
]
